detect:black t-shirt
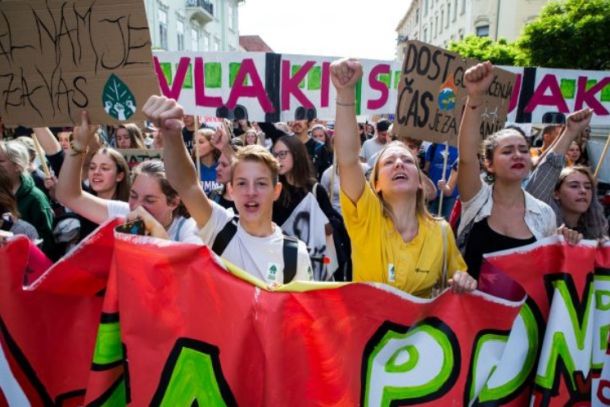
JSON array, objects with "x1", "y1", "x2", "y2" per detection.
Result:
[
  {"x1": 209, "y1": 186, "x2": 237, "y2": 212},
  {"x1": 304, "y1": 138, "x2": 332, "y2": 180},
  {"x1": 182, "y1": 128, "x2": 194, "y2": 152},
  {"x1": 464, "y1": 218, "x2": 536, "y2": 281}
]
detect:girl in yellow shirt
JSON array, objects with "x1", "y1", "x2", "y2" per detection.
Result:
[{"x1": 329, "y1": 58, "x2": 476, "y2": 297}]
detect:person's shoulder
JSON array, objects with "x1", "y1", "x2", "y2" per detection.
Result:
[
  {"x1": 11, "y1": 219, "x2": 39, "y2": 240},
  {"x1": 420, "y1": 215, "x2": 446, "y2": 231},
  {"x1": 293, "y1": 236, "x2": 310, "y2": 257},
  {"x1": 524, "y1": 188, "x2": 554, "y2": 215},
  {"x1": 107, "y1": 199, "x2": 130, "y2": 217},
  {"x1": 321, "y1": 166, "x2": 333, "y2": 181}
]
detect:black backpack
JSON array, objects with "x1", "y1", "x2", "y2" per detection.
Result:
[{"x1": 211, "y1": 216, "x2": 299, "y2": 283}]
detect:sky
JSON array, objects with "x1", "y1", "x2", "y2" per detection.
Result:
[{"x1": 238, "y1": 0, "x2": 409, "y2": 61}]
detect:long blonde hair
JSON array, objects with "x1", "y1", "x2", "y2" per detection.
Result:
[{"x1": 368, "y1": 140, "x2": 433, "y2": 222}]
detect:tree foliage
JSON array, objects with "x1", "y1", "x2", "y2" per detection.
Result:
[
  {"x1": 447, "y1": 0, "x2": 610, "y2": 70},
  {"x1": 448, "y1": 35, "x2": 521, "y2": 66},
  {"x1": 518, "y1": 0, "x2": 610, "y2": 70}
]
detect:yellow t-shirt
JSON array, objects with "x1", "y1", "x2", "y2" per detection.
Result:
[{"x1": 340, "y1": 184, "x2": 466, "y2": 297}]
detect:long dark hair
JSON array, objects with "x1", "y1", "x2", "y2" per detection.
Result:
[
  {"x1": 275, "y1": 135, "x2": 316, "y2": 206},
  {"x1": 0, "y1": 167, "x2": 18, "y2": 216},
  {"x1": 90, "y1": 148, "x2": 131, "y2": 202}
]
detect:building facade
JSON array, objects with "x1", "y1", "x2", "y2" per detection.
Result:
[
  {"x1": 396, "y1": 0, "x2": 550, "y2": 61},
  {"x1": 145, "y1": 0, "x2": 243, "y2": 52}
]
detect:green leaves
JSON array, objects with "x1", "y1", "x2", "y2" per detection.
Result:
[
  {"x1": 102, "y1": 74, "x2": 137, "y2": 121},
  {"x1": 449, "y1": 0, "x2": 610, "y2": 70},
  {"x1": 448, "y1": 36, "x2": 521, "y2": 66},
  {"x1": 518, "y1": 0, "x2": 610, "y2": 70}
]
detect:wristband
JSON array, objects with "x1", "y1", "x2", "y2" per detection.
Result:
[{"x1": 336, "y1": 99, "x2": 356, "y2": 107}]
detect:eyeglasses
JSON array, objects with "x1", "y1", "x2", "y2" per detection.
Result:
[{"x1": 273, "y1": 150, "x2": 290, "y2": 159}]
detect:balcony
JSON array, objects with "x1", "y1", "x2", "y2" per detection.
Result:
[{"x1": 186, "y1": 0, "x2": 214, "y2": 24}]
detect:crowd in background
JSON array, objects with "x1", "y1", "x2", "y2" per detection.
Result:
[{"x1": 1, "y1": 61, "x2": 608, "y2": 299}]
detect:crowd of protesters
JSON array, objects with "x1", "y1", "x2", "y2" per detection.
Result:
[{"x1": 0, "y1": 59, "x2": 608, "y2": 299}]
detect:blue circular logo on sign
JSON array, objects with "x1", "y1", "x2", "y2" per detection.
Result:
[{"x1": 438, "y1": 88, "x2": 456, "y2": 111}]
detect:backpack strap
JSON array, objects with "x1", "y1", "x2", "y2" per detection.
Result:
[
  {"x1": 282, "y1": 235, "x2": 299, "y2": 283},
  {"x1": 213, "y1": 216, "x2": 299, "y2": 283},
  {"x1": 211, "y1": 216, "x2": 239, "y2": 255}
]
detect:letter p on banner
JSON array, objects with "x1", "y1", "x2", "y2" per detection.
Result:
[{"x1": 361, "y1": 318, "x2": 460, "y2": 406}]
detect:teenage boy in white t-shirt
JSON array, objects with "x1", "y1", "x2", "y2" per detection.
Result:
[{"x1": 142, "y1": 96, "x2": 312, "y2": 284}]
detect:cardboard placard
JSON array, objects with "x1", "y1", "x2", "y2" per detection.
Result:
[
  {"x1": 394, "y1": 40, "x2": 516, "y2": 145},
  {"x1": 0, "y1": 0, "x2": 159, "y2": 127},
  {"x1": 118, "y1": 148, "x2": 162, "y2": 169}
]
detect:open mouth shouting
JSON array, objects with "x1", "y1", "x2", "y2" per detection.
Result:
[
  {"x1": 392, "y1": 172, "x2": 409, "y2": 181},
  {"x1": 243, "y1": 201, "x2": 260, "y2": 213}
]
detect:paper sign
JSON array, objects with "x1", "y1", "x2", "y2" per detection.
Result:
[
  {"x1": 394, "y1": 40, "x2": 516, "y2": 145},
  {"x1": 0, "y1": 0, "x2": 159, "y2": 127},
  {"x1": 118, "y1": 148, "x2": 162, "y2": 169}
]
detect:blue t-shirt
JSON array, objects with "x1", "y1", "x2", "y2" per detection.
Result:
[
  {"x1": 199, "y1": 162, "x2": 222, "y2": 195},
  {"x1": 425, "y1": 143, "x2": 458, "y2": 199}
]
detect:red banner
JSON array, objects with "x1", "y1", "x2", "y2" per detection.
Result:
[
  {"x1": 1, "y1": 223, "x2": 609, "y2": 405},
  {"x1": 486, "y1": 239, "x2": 610, "y2": 405}
]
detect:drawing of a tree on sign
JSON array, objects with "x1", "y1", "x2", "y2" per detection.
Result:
[{"x1": 102, "y1": 74, "x2": 137, "y2": 121}]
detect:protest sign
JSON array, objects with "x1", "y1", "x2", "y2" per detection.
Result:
[
  {"x1": 506, "y1": 67, "x2": 610, "y2": 125},
  {"x1": 0, "y1": 0, "x2": 159, "y2": 127},
  {"x1": 118, "y1": 148, "x2": 162, "y2": 169},
  {"x1": 153, "y1": 51, "x2": 402, "y2": 122},
  {"x1": 394, "y1": 40, "x2": 516, "y2": 145},
  {"x1": 153, "y1": 50, "x2": 610, "y2": 128}
]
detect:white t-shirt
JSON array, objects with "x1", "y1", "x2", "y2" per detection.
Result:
[
  {"x1": 359, "y1": 137, "x2": 386, "y2": 162},
  {"x1": 106, "y1": 200, "x2": 203, "y2": 244},
  {"x1": 320, "y1": 163, "x2": 369, "y2": 216},
  {"x1": 199, "y1": 201, "x2": 313, "y2": 284}
]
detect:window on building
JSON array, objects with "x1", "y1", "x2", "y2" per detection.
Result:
[
  {"x1": 203, "y1": 32, "x2": 209, "y2": 51},
  {"x1": 228, "y1": 1, "x2": 235, "y2": 31},
  {"x1": 461, "y1": 0, "x2": 465, "y2": 15},
  {"x1": 453, "y1": 0, "x2": 458, "y2": 20},
  {"x1": 440, "y1": 9, "x2": 444, "y2": 32},
  {"x1": 424, "y1": 0, "x2": 428, "y2": 16},
  {"x1": 416, "y1": 8, "x2": 419, "y2": 23},
  {"x1": 177, "y1": 20, "x2": 184, "y2": 51},
  {"x1": 191, "y1": 27, "x2": 198, "y2": 51},
  {"x1": 458, "y1": 28, "x2": 464, "y2": 40},
  {"x1": 434, "y1": 15, "x2": 438, "y2": 37},
  {"x1": 476, "y1": 25, "x2": 490, "y2": 37},
  {"x1": 446, "y1": 3, "x2": 450, "y2": 27},
  {"x1": 158, "y1": 9, "x2": 168, "y2": 50},
  {"x1": 423, "y1": 27, "x2": 428, "y2": 42},
  {"x1": 213, "y1": 37, "x2": 220, "y2": 51}
]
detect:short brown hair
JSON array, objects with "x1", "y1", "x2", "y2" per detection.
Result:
[{"x1": 231, "y1": 145, "x2": 279, "y2": 185}]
